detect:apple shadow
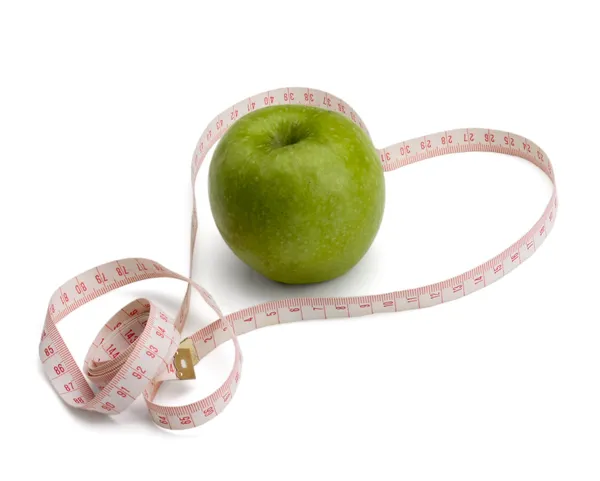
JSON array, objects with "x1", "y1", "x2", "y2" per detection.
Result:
[{"x1": 191, "y1": 233, "x2": 386, "y2": 316}]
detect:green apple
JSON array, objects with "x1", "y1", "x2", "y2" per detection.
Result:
[{"x1": 208, "y1": 104, "x2": 385, "y2": 284}]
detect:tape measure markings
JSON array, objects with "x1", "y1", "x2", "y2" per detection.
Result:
[{"x1": 39, "y1": 86, "x2": 557, "y2": 430}]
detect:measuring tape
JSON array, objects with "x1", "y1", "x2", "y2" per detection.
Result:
[{"x1": 39, "y1": 86, "x2": 558, "y2": 430}]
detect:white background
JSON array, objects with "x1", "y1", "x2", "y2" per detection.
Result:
[{"x1": 1, "y1": 1, "x2": 599, "y2": 480}]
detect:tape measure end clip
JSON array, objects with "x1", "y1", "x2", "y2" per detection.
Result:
[{"x1": 174, "y1": 338, "x2": 198, "y2": 380}]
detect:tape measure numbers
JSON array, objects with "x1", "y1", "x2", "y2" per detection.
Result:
[{"x1": 39, "y1": 87, "x2": 557, "y2": 430}]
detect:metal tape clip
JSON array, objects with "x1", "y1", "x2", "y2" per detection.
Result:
[{"x1": 174, "y1": 338, "x2": 199, "y2": 380}]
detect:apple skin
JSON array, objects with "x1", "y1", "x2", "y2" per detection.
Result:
[{"x1": 208, "y1": 104, "x2": 385, "y2": 284}]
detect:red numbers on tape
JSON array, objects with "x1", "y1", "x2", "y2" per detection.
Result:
[
  {"x1": 39, "y1": 87, "x2": 557, "y2": 431},
  {"x1": 145, "y1": 345, "x2": 158, "y2": 359}
]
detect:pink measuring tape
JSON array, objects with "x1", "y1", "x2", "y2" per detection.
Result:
[{"x1": 39, "y1": 87, "x2": 558, "y2": 430}]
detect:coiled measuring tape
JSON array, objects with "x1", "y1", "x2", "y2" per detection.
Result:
[{"x1": 39, "y1": 87, "x2": 557, "y2": 430}]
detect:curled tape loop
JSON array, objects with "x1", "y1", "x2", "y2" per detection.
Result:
[{"x1": 39, "y1": 87, "x2": 557, "y2": 430}]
